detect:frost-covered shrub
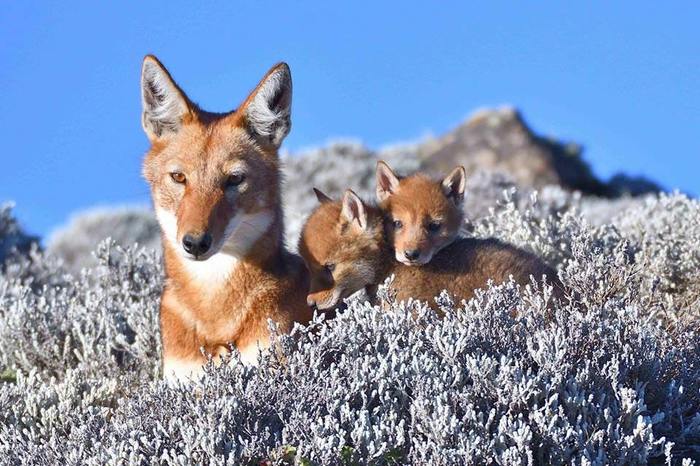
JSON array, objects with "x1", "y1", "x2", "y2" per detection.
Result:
[
  {"x1": 3, "y1": 99, "x2": 694, "y2": 463},
  {"x1": 469, "y1": 188, "x2": 579, "y2": 267},
  {"x1": 578, "y1": 194, "x2": 652, "y2": 226},
  {"x1": 0, "y1": 240, "x2": 162, "y2": 379},
  {"x1": 470, "y1": 190, "x2": 700, "y2": 324},
  {"x1": 47, "y1": 206, "x2": 161, "y2": 273},
  {"x1": 1, "y1": 281, "x2": 699, "y2": 464},
  {"x1": 2, "y1": 191, "x2": 700, "y2": 463},
  {"x1": 615, "y1": 193, "x2": 700, "y2": 317}
]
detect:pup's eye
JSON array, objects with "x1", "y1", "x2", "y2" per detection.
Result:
[
  {"x1": 324, "y1": 263, "x2": 335, "y2": 274},
  {"x1": 226, "y1": 173, "x2": 246, "y2": 188},
  {"x1": 170, "y1": 172, "x2": 186, "y2": 184},
  {"x1": 427, "y1": 221, "x2": 442, "y2": 233},
  {"x1": 393, "y1": 220, "x2": 403, "y2": 229}
]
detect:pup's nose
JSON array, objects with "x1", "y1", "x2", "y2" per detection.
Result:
[
  {"x1": 404, "y1": 249, "x2": 420, "y2": 261},
  {"x1": 182, "y1": 232, "x2": 213, "y2": 257}
]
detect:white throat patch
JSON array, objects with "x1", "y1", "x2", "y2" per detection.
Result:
[{"x1": 155, "y1": 207, "x2": 274, "y2": 285}]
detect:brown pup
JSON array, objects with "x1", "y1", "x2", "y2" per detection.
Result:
[
  {"x1": 140, "y1": 55, "x2": 312, "y2": 382},
  {"x1": 376, "y1": 160, "x2": 466, "y2": 266},
  {"x1": 299, "y1": 190, "x2": 560, "y2": 312}
]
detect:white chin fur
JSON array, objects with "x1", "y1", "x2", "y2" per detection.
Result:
[
  {"x1": 395, "y1": 253, "x2": 430, "y2": 266},
  {"x1": 155, "y1": 208, "x2": 273, "y2": 284},
  {"x1": 315, "y1": 289, "x2": 343, "y2": 310}
]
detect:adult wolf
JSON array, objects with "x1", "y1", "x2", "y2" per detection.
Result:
[{"x1": 140, "y1": 55, "x2": 312, "y2": 382}]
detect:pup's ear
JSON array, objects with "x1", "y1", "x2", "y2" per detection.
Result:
[
  {"x1": 341, "y1": 190, "x2": 368, "y2": 230},
  {"x1": 313, "y1": 188, "x2": 333, "y2": 204},
  {"x1": 240, "y1": 62, "x2": 292, "y2": 148},
  {"x1": 441, "y1": 166, "x2": 467, "y2": 204},
  {"x1": 376, "y1": 161, "x2": 400, "y2": 203},
  {"x1": 141, "y1": 55, "x2": 193, "y2": 141}
]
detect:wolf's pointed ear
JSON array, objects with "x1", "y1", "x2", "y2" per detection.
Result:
[
  {"x1": 141, "y1": 55, "x2": 192, "y2": 141},
  {"x1": 341, "y1": 190, "x2": 368, "y2": 230},
  {"x1": 240, "y1": 63, "x2": 292, "y2": 148},
  {"x1": 313, "y1": 188, "x2": 333, "y2": 204},
  {"x1": 441, "y1": 166, "x2": 467, "y2": 204},
  {"x1": 376, "y1": 161, "x2": 400, "y2": 203}
]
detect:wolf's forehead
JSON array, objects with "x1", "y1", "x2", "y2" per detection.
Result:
[
  {"x1": 205, "y1": 125, "x2": 254, "y2": 158},
  {"x1": 158, "y1": 126, "x2": 254, "y2": 168},
  {"x1": 304, "y1": 222, "x2": 340, "y2": 257},
  {"x1": 395, "y1": 179, "x2": 450, "y2": 216}
]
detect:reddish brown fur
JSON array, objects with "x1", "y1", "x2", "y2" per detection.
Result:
[
  {"x1": 389, "y1": 238, "x2": 560, "y2": 308},
  {"x1": 299, "y1": 200, "x2": 386, "y2": 310},
  {"x1": 141, "y1": 56, "x2": 311, "y2": 379},
  {"x1": 377, "y1": 162, "x2": 465, "y2": 266},
  {"x1": 299, "y1": 193, "x2": 562, "y2": 312},
  {"x1": 159, "y1": 247, "x2": 310, "y2": 365}
]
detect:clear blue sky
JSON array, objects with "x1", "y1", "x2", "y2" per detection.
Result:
[{"x1": 1, "y1": 2, "x2": 698, "y2": 237}]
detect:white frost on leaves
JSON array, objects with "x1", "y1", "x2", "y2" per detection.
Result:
[{"x1": 1, "y1": 189, "x2": 699, "y2": 463}]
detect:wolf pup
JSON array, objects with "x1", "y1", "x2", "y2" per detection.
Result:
[
  {"x1": 376, "y1": 160, "x2": 466, "y2": 266},
  {"x1": 140, "y1": 55, "x2": 312, "y2": 381},
  {"x1": 299, "y1": 190, "x2": 559, "y2": 312}
]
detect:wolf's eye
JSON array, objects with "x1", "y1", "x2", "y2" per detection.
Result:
[
  {"x1": 427, "y1": 221, "x2": 442, "y2": 233},
  {"x1": 324, "y1": 263, "x2": 335, "y2": 274},
  {"x1": 393, "y1": 219, "x2": 403, "y2": 229},
  {"x1": 170, "y1": 172, "x2": 186, "y2": 184},
  {"x1": 226, "y1": 173, "x2": 246, "y2": 188}
]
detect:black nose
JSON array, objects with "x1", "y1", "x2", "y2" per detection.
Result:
[
  {"x1": 307, "y1": 297, "x2": 317, "y2": 309},
  {"x1": 182, "y1": 232, "x2": 213, "y2": 257},
  {"x1": 404, "y1": 249, "x2": 420, "y2": 261}
]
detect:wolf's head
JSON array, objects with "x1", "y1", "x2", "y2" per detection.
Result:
[
  {"x1": 140, "y1": 56, "x2": 291, "y2": 263},
  {"x1": 376, "y1": 161, "x2": 466, "y2": 266},
  {"x1": 298, "y1": 190, "x2": 386, "y2": 310}
]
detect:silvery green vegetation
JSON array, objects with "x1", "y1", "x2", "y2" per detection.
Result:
[{"x1": 2, "y1": 137, "x2": 700, "y2": 464}]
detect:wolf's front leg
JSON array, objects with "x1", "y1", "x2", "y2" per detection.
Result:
[{"x1": 159, "y1": 297, "x2": 207, "y2": 383}]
